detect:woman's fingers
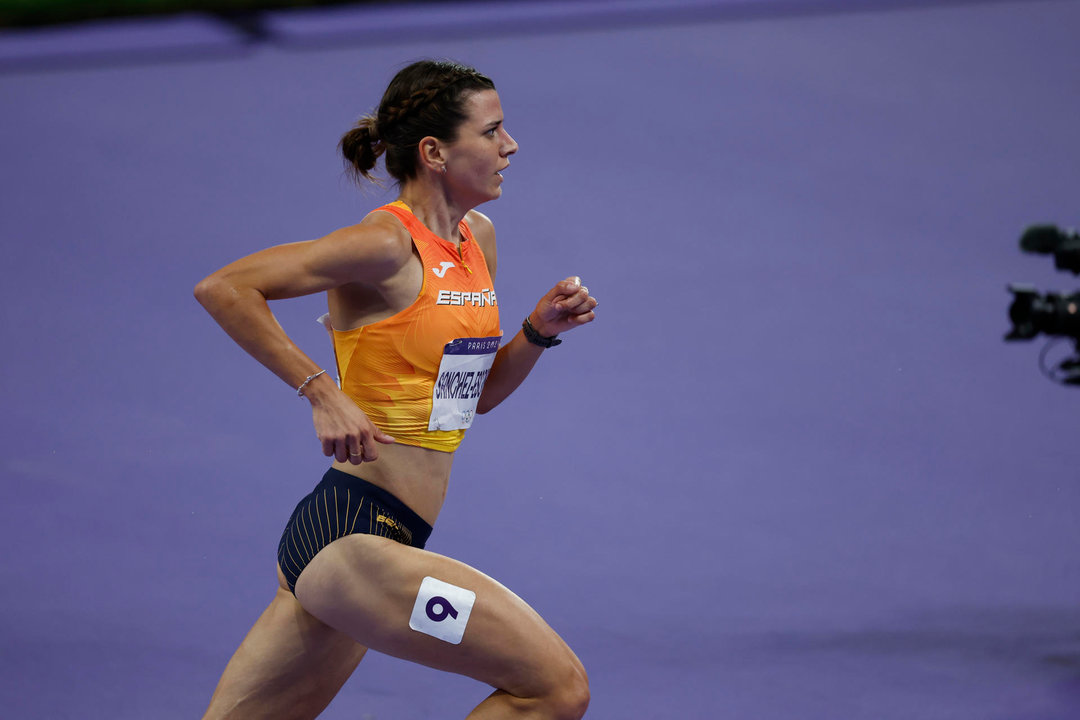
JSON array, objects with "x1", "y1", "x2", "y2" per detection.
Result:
[
  {"x1": 335, "y1": 426, "x2": 395, "y2": 465},
  {"x1": 334, "y1": 437, "x2": 350, "y2": 463},
  {"x1": 372, "y1": 428, "x2": 397, "y2": 445},
  {"x1": 572, "y1": 309, "x2": 596, "y2": 325},
  {"x1": 558, "y1": 288, "x2": 597, "y2": 314},
  {"x1": 347, "y1": 436, "x2": 365, "y2": 465},
  {"x1": 314, "y1": 395, "x2": 396, "y2": 464}
]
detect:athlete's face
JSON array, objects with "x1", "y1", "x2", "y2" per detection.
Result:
[{"x1": 443, "y1": 89, "x2": 518, "y2": 203}]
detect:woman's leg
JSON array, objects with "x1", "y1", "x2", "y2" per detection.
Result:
[
  {"x1": 294, "y1": 535, "x2": 590, "y2": 720},
  {"x1": 202, "y1": 569, "x2": 368, "y2": 720}
]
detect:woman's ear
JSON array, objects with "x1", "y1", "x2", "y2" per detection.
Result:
[{"x1": 418, "y1": 136, "x2": 446, "y2": 174}]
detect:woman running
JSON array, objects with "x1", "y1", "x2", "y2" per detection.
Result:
[{"x1": 195, "y1": 59, "x2": 597, "y2": 719}]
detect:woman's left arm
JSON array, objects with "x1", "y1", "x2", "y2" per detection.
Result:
[
  {"x1": 476, "y1": 276, "x2": 598, "y2": 413},
  {"x1": 467, "y1": 211, "x2": 598, "y2": 414}
]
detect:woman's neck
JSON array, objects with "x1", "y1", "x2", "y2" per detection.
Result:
[{"x1": 398, "y1": 180, "x2": 468, "y2": 245}]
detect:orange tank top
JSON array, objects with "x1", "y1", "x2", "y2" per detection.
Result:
[{"x1": 328, "y1": 201, "x2": 502, "y2": 452}]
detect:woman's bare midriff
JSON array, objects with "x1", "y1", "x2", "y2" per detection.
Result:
[{"x1": 331, "y1": 441, "x2": 453, "y2": 527}]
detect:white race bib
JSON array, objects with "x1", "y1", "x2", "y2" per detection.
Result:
[{"x1": 428, "y1": 336, "x2": 501, "y2": 431}]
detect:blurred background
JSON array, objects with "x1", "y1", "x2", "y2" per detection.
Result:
[
  {"x1": 1, "y1": 0, "x2": 365, "y2": 27},
  {"x1": 2, "y1": 0, "x2": 1079, "y2": 718}
]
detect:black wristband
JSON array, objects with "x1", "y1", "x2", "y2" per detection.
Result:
[{"x1": 522, "y1": 316, "x2": 562, "y2": 348}]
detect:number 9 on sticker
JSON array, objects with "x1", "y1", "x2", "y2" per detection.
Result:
[{"x1": 409, "y1": 576, "x2": 476, "y2": 644}]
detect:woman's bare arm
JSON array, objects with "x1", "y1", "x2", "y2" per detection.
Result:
[{"x1": 193, "y1": 213, "x2": 411, "y2": 463}]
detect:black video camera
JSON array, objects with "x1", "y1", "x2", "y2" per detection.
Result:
[{"x1": 1006, "y1": 224, "x2": 1080, "y2": 384}]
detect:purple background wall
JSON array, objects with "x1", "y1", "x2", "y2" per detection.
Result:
[{"x1": 2, "y1": 0, "x2": 1079, "y2": 718}]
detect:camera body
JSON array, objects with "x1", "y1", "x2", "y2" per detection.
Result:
[
  {"x1": 1005, "y1": 285, "x2": 1080, "y2": 341},
  {"x1": 1006, "y1": 224, "x2": 1080, "y2": 384}
]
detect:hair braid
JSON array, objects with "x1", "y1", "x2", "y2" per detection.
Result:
[
  {"x1": 340, "y1": 60, "x2": 496, "y2": 186},
  {"x1": 381, "y1": 84, "x2": 445, "y2": 127}
]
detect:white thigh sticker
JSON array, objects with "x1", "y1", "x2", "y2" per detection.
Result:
[{"x1": 409, "y1": 576, "x2": 476, "y2": 645}]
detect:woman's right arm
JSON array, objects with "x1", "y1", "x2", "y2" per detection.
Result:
[{"x1": 193, "y1": 214, "x2": 409, "y2": 463}]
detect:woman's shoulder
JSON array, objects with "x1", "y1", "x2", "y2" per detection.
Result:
[
  {"x1": 464, "y1": 209, "x2": 495, "y2": 248},
  {"x1": 316, "y1": 208, "x2": 414, "y2": 278},
  {"x1": 355, "y1": 206, "x2": 413, "y2": 248},
  {"x1": 464, "y1": 209, "x2": 494, "y2": 237},
  {"x1": 464, "y1": 209, "x2": 497, "y2": 276}
]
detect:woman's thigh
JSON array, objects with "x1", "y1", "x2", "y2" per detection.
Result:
[
  {"x1": 293, "y1": 534, "x2": 584, "y2": 699},
  {"x1": 203, "y1": 571, "x2": 368, "y2": 720}
]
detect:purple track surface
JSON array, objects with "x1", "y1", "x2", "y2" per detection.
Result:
[{"x1": 3, "y1": 1, "x2": 1080, "y2": 718}]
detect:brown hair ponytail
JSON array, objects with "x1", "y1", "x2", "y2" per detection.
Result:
[{"x1": 339, "y1": 114, "x2": 385, "y2": 185}]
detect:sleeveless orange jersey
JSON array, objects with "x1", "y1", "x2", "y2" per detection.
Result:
[{"x1": 328, "y1": 201, "x2": 502, "y2": 452}]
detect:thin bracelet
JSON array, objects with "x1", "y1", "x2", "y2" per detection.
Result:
[
  {"x1": 296, "y1": 369, "x2": 327, "y2": 397},
  {"x1": 522, "y1": 316, "x2": 562, "y2": 348}
]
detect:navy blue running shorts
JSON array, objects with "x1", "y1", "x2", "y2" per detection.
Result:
[{"x1": 277, "y1": 468, "x2": 433, "y2": 594}]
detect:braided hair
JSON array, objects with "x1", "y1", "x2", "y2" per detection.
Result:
[{"x1": 340, "y1": 60, "x2": 496, "y2": 185}]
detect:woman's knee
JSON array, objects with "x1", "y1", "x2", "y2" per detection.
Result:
[
  {"x1": 559, "y1": 655, "x2": 590, "y2": 719},
  {"x1": 535, "y1": 651, "x2": 589, "y2": 720}
]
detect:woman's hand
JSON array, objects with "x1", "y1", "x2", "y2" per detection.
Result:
[
  {"x1": 305, "y1": 375, "x2": 395, "y2": 464},
  {"x1": 475, "y1": 276, "x2": 598, "y2": 414},
  {"x1": 529, "y1": 276, "x2": 598, "y2": 337}
]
